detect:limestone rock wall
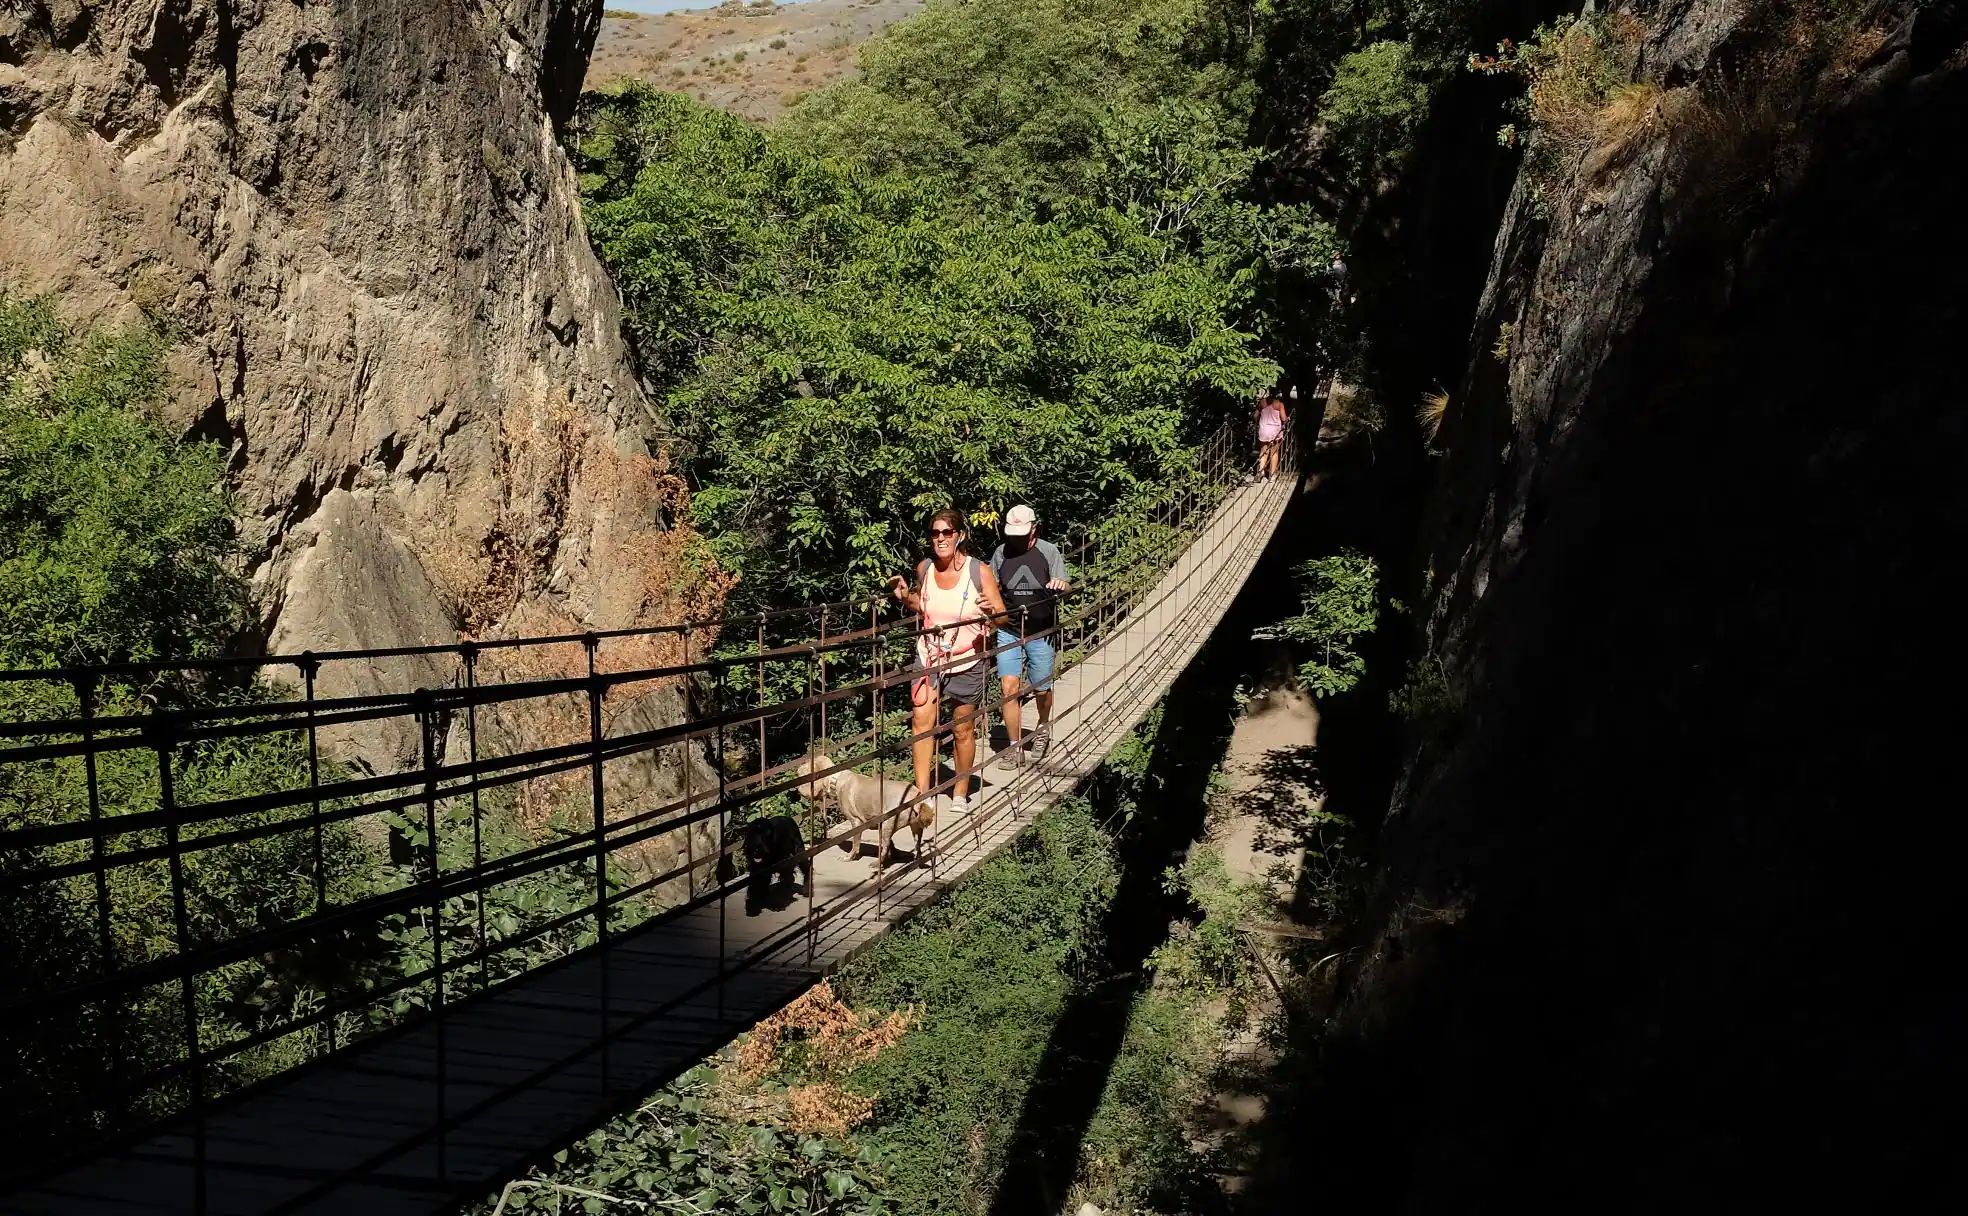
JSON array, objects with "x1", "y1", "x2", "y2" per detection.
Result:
[
  {"x1": 0, "y1": 2, "x2": 721, "y2": 766},
  {"x1": 1, "y1": 1, "x2": 722, "y2": 881}
]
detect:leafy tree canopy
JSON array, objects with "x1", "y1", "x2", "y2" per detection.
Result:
[
  {"x1": 1, "y1": 293, "x2": 249, "y2": 671},
  {"x1": 578, "y1": 0, "x2": 1336, "y2": 612}
]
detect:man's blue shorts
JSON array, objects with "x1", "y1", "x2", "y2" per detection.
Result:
[{"x1": 994, "y1": 630, "x2": 1056, "y2": 691}]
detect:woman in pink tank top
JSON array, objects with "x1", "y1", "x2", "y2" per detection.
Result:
[
  {"x1": 1254, "y1": 390, "x2": 1289, "y2": 481},
  {"x1": 888, "y1": 508, "x2": 1007, "y2": 826}
]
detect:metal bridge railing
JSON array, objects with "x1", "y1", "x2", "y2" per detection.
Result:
[{"x1": 0, "y1": 412, "x2": 1297, "y2": 1195}]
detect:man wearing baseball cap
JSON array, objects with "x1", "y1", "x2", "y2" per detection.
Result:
[{"x1": 990, "y1": 504, "x2": 1070, "y2": 763}]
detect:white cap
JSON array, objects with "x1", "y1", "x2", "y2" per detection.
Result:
[{"x1": 1003, "y1": 504, "x2": 1036, "y2": 536}]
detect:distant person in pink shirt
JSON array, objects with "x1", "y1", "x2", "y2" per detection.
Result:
[{"x1": 1255, "y1": 390, "x2": 1289, "y2": 481}]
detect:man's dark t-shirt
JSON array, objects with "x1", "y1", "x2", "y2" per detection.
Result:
[{"x1": 990, "y1": 538, "x2": 1068, "y2": 633}]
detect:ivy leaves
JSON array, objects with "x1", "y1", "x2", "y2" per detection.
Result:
[{"x1": 488, "y1": 1068, "x2": 887, "y2": 1215}]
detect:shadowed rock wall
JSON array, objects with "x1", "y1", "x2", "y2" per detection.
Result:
[{"x1": 1254, "y1": 2, "x2": 1966, "y2": 1206}]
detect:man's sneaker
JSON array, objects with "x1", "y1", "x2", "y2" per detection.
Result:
[
  {"x1": 1002, "y1": 743, "x2": 1026, "y2": 767},
  {"x1": 1029, "y1": 725, "x2": 1052, "y2": 759},
  {"x1": 948, "y1": 794, "x2": 972, "y2": 818}
]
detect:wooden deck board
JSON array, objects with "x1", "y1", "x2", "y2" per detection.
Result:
[{"x1": 5, "y1": 477, "x2": 1291, "y2": 1215}]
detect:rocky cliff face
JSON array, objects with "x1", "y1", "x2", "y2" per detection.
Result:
[
  {"x1": 1271, "y1": 0, "x2": 1965, "y2": 1205},
  {"x1": 0, "y1": 1, "x2": 719, "y2": 755}
]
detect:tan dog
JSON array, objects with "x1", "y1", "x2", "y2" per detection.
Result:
[{"x1": 794, "y1": 753, "x2": 935, "y2": 864}]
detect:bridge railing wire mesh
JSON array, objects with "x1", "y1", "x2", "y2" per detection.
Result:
[{"x1": 0, "y1": 410, "x2": 1297, "y2": 1192}]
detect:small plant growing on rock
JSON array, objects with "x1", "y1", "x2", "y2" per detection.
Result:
[
  {"x1": 1470, "y1": 10, "x2": 1649, "y2": 187},
  {"x1": 1390, "y1": 656, "x2": 1465, "y2": 735},
  {"x1": 1417, "y1": 386, "x2": 1451, "y2": 445}
]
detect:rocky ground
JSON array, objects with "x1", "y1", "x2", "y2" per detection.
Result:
[{"x1": 588, "y1": 0, "x2": 925, "y2": 122}]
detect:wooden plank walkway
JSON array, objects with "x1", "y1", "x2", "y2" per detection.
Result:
[{"x1": 6, "y1": 475, "x2": 1295, "y2": 1215}]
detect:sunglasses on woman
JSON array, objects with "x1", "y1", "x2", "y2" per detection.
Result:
[{"x1": 928, "y1": 527, "x2": 959, "y2": 538}]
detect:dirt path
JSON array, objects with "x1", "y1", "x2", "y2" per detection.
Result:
[
  {"x1": 1213, "y1": 683, "x2": 1321, "y2": 893},
  {"x1": 1192, "y1": 676, "x2": 1322, "y2": 1202}
]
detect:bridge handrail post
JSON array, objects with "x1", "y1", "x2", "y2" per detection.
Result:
[
  {"x1": 756, "y1": 619, "x2": 767, "y2": 801},
  {"x1": 872, "y1": 597, "x2": 888, "y2": 918},
  {"x1": 461, "y1": 644, "x2": 488, "y2": 991},
  {"x1": 805, "y1": 641, "x2": 818, "y2": 963},
  {"x1": 414, "y1": 686, "x2": 451, "y2": 1180},
  {"x1": 298, "y1": 652, "x2": 338, "y2": 1055},
  {"x1": 584, "y1": 635, "x2": 608, "y2": 950},
  {"x1": 1014, "y1": 605, "x2": 1030, "y2": 823},
  {"x1": 715, "y1": 660, "x2": 728, "y2": 1022},
  {"x1": 72, "y1": 671, "x2": 126, "y2": 1123},
  {"x1": 682, "y1": 627, "x2": 696, "y2": 899},
  {"x1": 818, "y1": 606, "x2": 830, "y2": 743},
  {"x1": 149, "y1": 711, "x2": 208, "y2": 1213}
]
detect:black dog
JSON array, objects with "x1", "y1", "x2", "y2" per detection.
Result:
[{"x1": 742, "y1": 814, "x2": 811, "y2": 915}]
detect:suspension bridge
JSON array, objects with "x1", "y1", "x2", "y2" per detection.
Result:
[{"x1": 0, "y1": 421, "x2": 1298, "y2": 1213}]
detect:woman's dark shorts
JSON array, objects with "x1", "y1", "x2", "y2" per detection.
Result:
[{"x1": 920, "y1": 662, "x2": 985, "y2": 708}]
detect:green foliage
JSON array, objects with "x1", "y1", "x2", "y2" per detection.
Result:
[
  {"x1": 1147, "y1": 843, "x2": 1273, "y2": 1014},
  {"x1": 1278, "y1": 549, "x2": 1379, "y2": 697},
  {"x1": 1320, "y1": 40, "x2": 1432, "y2": 172},
  {"x1": 781, "y1": 0, "x2": 1235, "y2": 210},
  {"x1": 484, "y1": 1066, "x2": 886, "y2": 1216},
  {"x1": 1389, "y1": 654, "x2": 1463, "y2": 733},
  {"x1": 0, "y1": 293, "x2": 250, "y2": 670},
  {"x1": 577, "y1": 0, "x2": 1323, "y2": 614},
  {"x1": 837, "y1": 800, "x2": 1120, "y2": 1212},
  {"x1": 1077, "y1": 983, "x2": 1221, "y2": 1208},
  {"x1": 0, "y1": 292, "x2": 371, "y2": 1143},
  {"x1": 358, "y1": 803, "x2": 635, "y2": 1023}
]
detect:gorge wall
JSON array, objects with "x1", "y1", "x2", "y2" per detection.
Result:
[
  {"x1": 0, "y1": 1, "x2": 717, "y2": 771},
  {"x1": 1261, "y1": 0, "x2": 1964, "y2": 1206}
]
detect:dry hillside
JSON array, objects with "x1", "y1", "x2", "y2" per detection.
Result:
[{"x1": 589, "y1": 0, "x2": 924, "y2": 121}]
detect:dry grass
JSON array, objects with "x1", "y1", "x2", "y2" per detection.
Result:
[
  {"x1": 1523, "y1": 11, "x2": 1646, "y2": 156},
  {"x1": 1417, "y1": 387, "x2": 1451, "y2": 444},
  {"x1": 1661, "y1": 0, "x2": 1874, "y2": 232},
  {"x1": 1598, "y1": 81, "x2": 1666, "y2": 150},
  {"x1": 585, "y1": 0, "x2": 921, "y2": 121},
  {"x1": 714, "y1": 981, "x2": 913, "y2": 1136},
  {"x1": 412, "y1": 388, "x2": 733, "y2": 846}
]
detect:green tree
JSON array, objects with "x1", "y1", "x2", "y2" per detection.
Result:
[
  {"x1": 1279, "y1": 550, "x2": 1379, "y2": 696},
  {"x1": 579, "y1": 87, "x2": 1283, "y2": 612},
  {"x1": 1319, "y1": 39, "x2": 1432, "y2": 172},
  {"x1": 0, "y1": 294, "x2": 249, "y2": 669},
  {"x1": 1, "y1": 292, "x2": 365, "y2": 1149}
]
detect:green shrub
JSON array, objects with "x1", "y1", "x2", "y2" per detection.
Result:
[
  {"x1": 1319, "y1": 40, "x2": 1433, "y2": 172},
  {"x1": 0, "y1": 291, "x2": 370, "y2": 1145},
  {"x1": 1469, "y1": 10, "x2": 1647, "y2": 184},
  {"x1": 838, "y1": 800, "x2": 1120, "y2": 1213},
  {"x1": 1390, "y1": 655, "x2": 1465, "y2": 733},
  {"x1": 482, "y1": 1066, "x2": 883, "y2": 1215},
  {"x1": 1278, "y1": 550, "x2": 1379, "y2": 697}
]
